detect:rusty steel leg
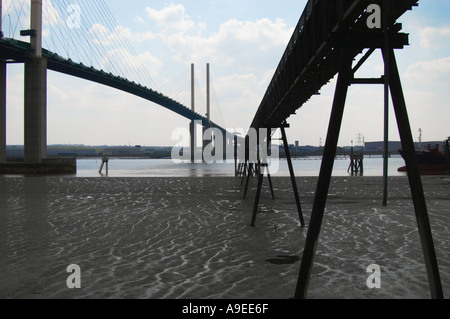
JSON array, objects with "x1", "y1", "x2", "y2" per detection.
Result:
[
  {"x1": 384, "y1": 48, "x2": 443, "y2": 299},
  {"x1": 281, "y1": 126, "x2": 305, "y2": 227},
  {"x1": 294, "y1": 52, "x2": 353, "y2": 299}
]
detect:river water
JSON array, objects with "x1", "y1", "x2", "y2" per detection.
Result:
[{"x1": 76, "y1": 155, "x2": 407, "y2": 178}]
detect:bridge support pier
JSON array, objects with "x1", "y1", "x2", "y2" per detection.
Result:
[
  {"x1": 24, "y1": 57, "x2": 47, "y2": 163},
  {"x1": 0, "y1": 60, "x2": 6, "y2": 163},
  {"x1": 1, "y1": 0, "x2": 6, "y2": 163},
  {"x1": 190, "y1": 120, "x2": 196, "y2": 163}
]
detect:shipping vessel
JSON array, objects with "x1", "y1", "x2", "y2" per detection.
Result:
[{"x1": 398, "y1": 137, "x2": 450, "y2": 175}]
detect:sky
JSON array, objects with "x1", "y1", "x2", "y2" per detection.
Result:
[{"x1": 2, "y1": 0, "x2": 450, "y2": 147}]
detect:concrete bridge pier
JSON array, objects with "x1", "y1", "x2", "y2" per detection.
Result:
[
  {"x1": 202, "y1": 63, "x2": 212, "y2": 163},
  {"x1": 190, "y1": 64, "x2": 196, "y2": 163},
  {"x1": 1, "y1": 0, "x2": 6, "y2": 163},
  {"x1": 0, "y1": 57, "x2": 6, "y2": 163},
  {"x1": 24, "y1": 57, "x2": 47, "y2": 163},
  {"x1": 190, "y1": 120, "x2": 199, "y2": 163},
  {"x1": 24, "y1": 0, "x2": 47, "y2": 163}
]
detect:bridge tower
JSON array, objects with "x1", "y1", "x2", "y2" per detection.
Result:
[
  {"x1": 0, "y1": 0, "x2": 6, "y2": 163},
  {"x1": 202, "y1": 63, "x2": 212, "y2": 162},
  {"x1": 190, "y1": 63, "x2": 196, "y2": 163},
  {"x1": 24, "y1": 0, "x2": 47, "y2": 163}
]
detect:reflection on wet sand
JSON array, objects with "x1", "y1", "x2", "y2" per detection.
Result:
[{"x1": 0, "y1": 176, "x2": 449, "y2": 299}]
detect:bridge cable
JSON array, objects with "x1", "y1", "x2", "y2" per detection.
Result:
[{"x1": 95, "y1": 0, "x2": 160, "y2": 90}]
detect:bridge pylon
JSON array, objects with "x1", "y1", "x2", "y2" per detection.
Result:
[
  {"x1": 0, "y1": 52, "x2": 5, "y2": 164},
  {"x1": 24, "y1": 57, "x2": 47, "y2": 163},
  {"x1": 190, "y1": 64, "x2": 196, "y2": 163},
  {"x1": 24, "y1": 0, "x2": 47, "y2": 163},
  {"x1": 0, "y1": 0, "x2": 6, "y2": 163}
]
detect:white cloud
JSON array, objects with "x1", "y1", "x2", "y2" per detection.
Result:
[
  {"x1": 166, "y1": 17, "x2": 293, "y2": 66},
  {"x1": 217, "y1": 18, "x2": 292, "y2": 50},
  {"x1": 87, "y1": 23, "x2": 163, "y2": 85},
  {"x1": 404, "y1": 57, "x2": 450, "y2": 85},
  {"x1": 89, "y1": 23, "x2": 133, "y2": 47},
  {"x1": 419, "y1": 26, "x2": 450, "y2": 49},
  {"x1": 133, "y1": 30, "x2": 161, "y2": 42},
  {"x1": 100, "y1": 48, "x2": 163, "y2": 82},
  {"x1": 145, "y1": 3, "x2": 195, "y2": 35},
  {"x1": 43, "y1": 0, "x2": 63, "y2": 27},
  {"x1": 212, "y1": 73, "x2": 267, "y2": 129}
]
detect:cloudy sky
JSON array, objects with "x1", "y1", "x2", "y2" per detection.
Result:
[{"x1": 2, "y1": 0, "x2": 450, "y2": 147}]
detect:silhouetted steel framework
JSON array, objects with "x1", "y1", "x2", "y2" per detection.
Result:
[{"x1": 246, "y1": 0, "x2": 443, "y2": 299}]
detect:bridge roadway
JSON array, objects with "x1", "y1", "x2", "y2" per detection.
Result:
[
  {"x1": 250, "y1": 0, "x2": 418, "y2": 131},
  {"x1": 0, "y1": 37, "x2": 226, "y2": 134}
]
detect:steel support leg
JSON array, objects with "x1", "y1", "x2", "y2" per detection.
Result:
[
  {"x1": 265, "y1": 163, "x2": 275, "y2": 200},
  {"x1": 281, "y1": 126, "x2": 305, "y2": 227},
  {"x1": 250, "y1": 162, "x2": 264, "y2": 227},
  {"x1": 383, "y1": 48, "x2": 443, "y2": 299},
  {"x1": 243, "y1": 163, "x2": 253, "y2": 199},
  {"x1": 295, "y1": 52, "x2": 353, "y2": 299},
  {"x1": 240, "y1": 160, "x2": 248, "y2": 186},
  {"x1": 249, "y1": 162, "x2": 276, "y2": 226}
]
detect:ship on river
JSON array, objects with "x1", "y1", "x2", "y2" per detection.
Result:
[{"x1": 398, "y1": 137, "x2": 450, "y2": 175}]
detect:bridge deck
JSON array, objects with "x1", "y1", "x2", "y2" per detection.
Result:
[
  {"x1": 251, "y1": 0, "x2": 418, "y2": 130},
  {"x1": 0, "y1": 38, "x2": 226, "y2": 133}
]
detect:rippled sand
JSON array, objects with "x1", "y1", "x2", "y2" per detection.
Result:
[{"x1": 0, "y1": 175, "x2": 449, "y2": 299}]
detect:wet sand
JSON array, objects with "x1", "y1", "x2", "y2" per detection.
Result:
[{"x1": 0, "y1": 175, "x2": 449, "y2": 299}]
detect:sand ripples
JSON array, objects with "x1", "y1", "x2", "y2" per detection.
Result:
[{"x1": 0, "y1": 176, "x2": 449, "y2": 299}]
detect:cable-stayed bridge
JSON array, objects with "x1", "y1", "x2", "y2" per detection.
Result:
[
  {"x1": 0, "y1": 0, "x2": 229, "y2": 165},
  {"x1": 0, "y1": 37, "x2": 224, "y2": 127}
]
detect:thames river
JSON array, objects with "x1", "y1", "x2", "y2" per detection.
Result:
[{"x1": 75, "y1": 155, "x2": 407, "y2": 178}]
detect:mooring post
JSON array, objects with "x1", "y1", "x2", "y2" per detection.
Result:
[
  {"x1": 348, "y1": 146, "x2": 355, "y2": 174},
  {"x1": 99, "y1": 156, "x2": 109, "y2": 174}
]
